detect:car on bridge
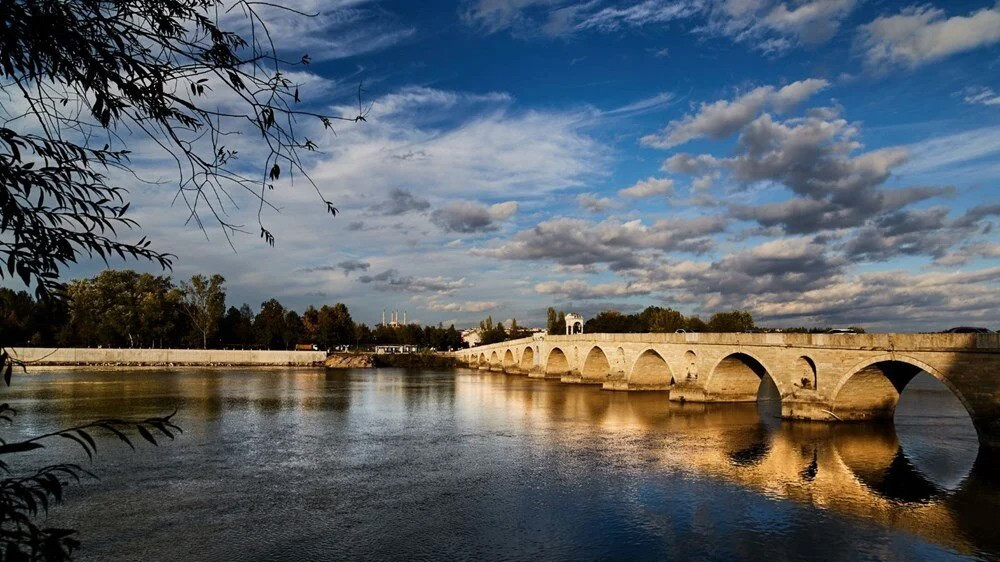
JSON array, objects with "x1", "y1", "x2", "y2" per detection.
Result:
[{"x1": 941, "y1": 326, "x2": 992, "y2": 333}]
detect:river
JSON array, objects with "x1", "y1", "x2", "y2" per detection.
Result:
[{"x1": 3, "y1": 367, "x2": 996, "y2": 561}]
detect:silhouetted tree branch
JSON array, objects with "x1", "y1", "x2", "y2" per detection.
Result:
[
  {"x1": 1, "y1": 0, "x2": 368, "y2": 300},
  {"x1": 0, "y1": 403, "x2": 182, "y2": 560}
]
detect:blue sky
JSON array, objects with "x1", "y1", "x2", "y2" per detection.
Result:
[{"x1": 19, "y1": 0, "x2": 1000, "y2": 330}]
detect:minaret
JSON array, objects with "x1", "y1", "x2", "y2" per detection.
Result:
[
  {"x1": 382, "y1": 309, "x2": 386, "y2": 326},
  {"x1": 403, "y1": 311, "x2": 407, "y2": 324}
]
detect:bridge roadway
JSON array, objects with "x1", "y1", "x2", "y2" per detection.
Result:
[{"x1": 453, "y1": 332, "x2": 1000, "y2": 450}]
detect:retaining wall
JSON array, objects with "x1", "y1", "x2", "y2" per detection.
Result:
[{"x1": 6, "y1": 347, "x2": 327, "y2": 366}]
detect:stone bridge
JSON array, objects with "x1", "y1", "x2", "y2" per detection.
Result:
[{"x1": 453, "y1": 332, "x2": 1000, "y2": 450}]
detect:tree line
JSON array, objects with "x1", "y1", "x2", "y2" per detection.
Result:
[
  {"x1": 541, "y1": 306, "x2": 864, "y2": 336},
  {"x1": 0, "y1": 269, "x2": 463, "y2": 351}
]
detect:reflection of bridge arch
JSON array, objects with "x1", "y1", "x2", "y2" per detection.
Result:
[
  {"x1": 628, "y1": 349, "x2": 673, "y2": 390},
  {"x1": 519, "y1": 347, "x2": 534, "y2": 373},
  {"x1": 704, "y1": 352, "x2": 779, "y2": 401},
  {"x1": 580, "y1": 347, "x2": 611, "y2": 384},
  {"x1": 831, "y1": 354, "x2": 974, "y2": 423},
  {"x1": 545, "y1": 348, "x2": 570, "y2": 377}
]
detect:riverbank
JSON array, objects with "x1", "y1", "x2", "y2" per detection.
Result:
[
  {"x1": 324, "y1": 352, "x2": 457, "y2": 369},
  {"x1": 6, "y1": 347, "x2": 326, "y2": 366}
]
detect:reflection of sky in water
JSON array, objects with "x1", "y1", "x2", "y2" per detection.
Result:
[
  {"x1": 0, "y1": 368, "x2": 995, "y2": 561},
  {"x1": 895, "y1": 373, "x2": 980, "y2": 491}
]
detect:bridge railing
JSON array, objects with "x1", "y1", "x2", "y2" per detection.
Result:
[{"x1": 459, "y1": 332, "x2": 1000, "y2": 353}]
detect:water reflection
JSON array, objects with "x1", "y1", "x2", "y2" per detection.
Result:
[
  {"x1": 1, "y1": 367, "x2": 996, "y2": 561},
  {"x1": 451, "y1": 369, "x2": 992, "y2": 557}
]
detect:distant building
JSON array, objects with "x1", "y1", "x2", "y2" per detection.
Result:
[
  {"x1": 461, "y1": 328, "x2": 482, "y2": 347},
  {"x1": 565, "y1": 313, "x2": 584, "y2": 334},
  {"x1": 375, "y1": 344, "x2": 418, "y2": 354},
  {"x1": 381, "y1": 309, "x2": 407, "y2": 327}
]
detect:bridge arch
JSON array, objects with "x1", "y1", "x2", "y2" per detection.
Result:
[
  {"x1": 545, "y1": 348, "x2": 570, "y2": 377},
  {"x1": 580, "y1": 347, "x2": 611, "y2": 383},
  {"x1": 519, "y1": 347, "x2": 535, "y2": 373},
  {"x1": 797, "y1": 356, "x2": 818, "y2": 390},
  {"x1": 489, "y1": 351, "x2": 500, "y2": 370},
  {"x1": 684, "y1": 350, "x2": 698, "y2": 380},
  {"x1": 704, "y1": 352, "x2": 781, "y2": 402},
  {"x1": 502, "y1": 349, "x2": 514, "y2": 370},
  {"x1": 478, "y1": 353, "x2": 487, "y2": 369},
  {"x1": 628, "y1": 349, "x2": 674, "y2": 390},
  {"x1": 830, "y1": 354, "x2": 973, "y2": 422}
]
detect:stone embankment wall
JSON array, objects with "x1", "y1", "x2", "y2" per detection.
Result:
[
  {"x1": 324, "y1": 353, "x2": 375, "y2": 368},
  {"x1": 7, "y1": 347, "x2": 326, "y2": 366},
  {"x1": 323, "y1": 353, "x2": 458, "y2": 369}
]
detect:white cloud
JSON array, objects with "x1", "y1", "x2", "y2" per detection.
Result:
[
  {"x1": 534, "y1": 279, "x2": 651, "y2": 299},
  {"x1": 463, "y1": 0, "x2": 857, "y2": 53},
  {"x1": 577, "y1": 193, "x2": 620, "y2": 213},
  {"x1": 640, "y1": 78, "x2": 829, "y2": 148},
  {"x1": 701, "y1": 0, "x2": 857, "y2": 53},
  {"x1": 858, "y1": 4, "x2": 1000, "y2": 68},
  {"x1": 962, "y1": 86, "x2": 1000, "y2": 106},
  {"x1": 230, "y1": 1, "x2": 416, "y2": 61},
  {"x1": 315, "y1": 87, "x2": 606, "y2": 202},
  {"x1": 410, "y1": 295, "x2": 501, "y2": 313},
  {"x1": 619, "y1": 177, "x2": 674, "y2": 197}
]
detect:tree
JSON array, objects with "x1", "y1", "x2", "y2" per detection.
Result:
[
  {"x1": 0, "y1": 289, "x2": 35, "y2": 345},
  {"x1": 555, "y1": 311, "x2": 567, "y2": 335},
  {"x1": 254, "y1": 299, "x2": 287, "y2": 349},
  {"x1": 707, "y1": 310, "x2": 755, "y2": 333},
  {"x1": 283, "y1": 310, "x2": 303, "y2": 349},
  {"x1": 316, "y1": 303, "x2": 355, "y2": 348},
  {"x1": 641, "y1": 306, "x2": 686, "y2": 333},
  {"x1": 1, "y1": 0, "x2": 368, "y2": 300},
  {"x1": 64, "y1": 269, "x2": 186, "y2": 347},
  {"x1": 180, "y1": 274, "x2": 226, "y2": 349},
  {"x1": 545, "y1": 306, "x2": 566, "y2": 334},
  {"x1": 220, "y1": 304, "x2": 255, "y2": 346}
]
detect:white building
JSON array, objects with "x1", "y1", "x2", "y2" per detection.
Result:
[
  {"x1": 461, "y1": 329, "x2": 482, "y2": 347},
  {"x1": 565, "y1": 313, "x2": 584, "y2": 334}
]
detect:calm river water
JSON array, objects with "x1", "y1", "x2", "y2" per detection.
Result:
[{"x1": 3, "y1": 367, "x2": 997, "y2": 561}]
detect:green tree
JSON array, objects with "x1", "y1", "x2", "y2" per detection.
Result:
[
  {"x1": 546, "y1": 308, "x2": 559, "y2": 334},
  {"x1": 180, "y1": 274, "x2": 226, "y2": 349},
  {"x1": 254, "y1": 299, "x2": 287, "y2": 349},
  {"x1": 642, "y1": 306, "x2": 686, "y2": 333},
  {"x1": 685, "y1": 316, "x2": 707, "y2": 332},
  {"x1": 65, "y1": 270, "x2": 185, "y2": 347},
  {"x1": 555, "y1": 311, "x2": 567, "y2": 335},
  {"x1": 707, "y1": 310, "x2": 755, "y2": 333},
  {"x1": 316, "y1": 303, "x2": 355, "y2": 348}
]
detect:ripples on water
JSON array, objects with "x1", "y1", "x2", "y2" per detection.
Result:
[{"x1": 2, "y1": 368, "x2": 996, "y2": 561}]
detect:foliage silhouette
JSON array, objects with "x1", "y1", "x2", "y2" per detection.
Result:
[
  {"x1": 0, "y1": 397, "x2": 181, "y2": 561},
  {"x1": 1, "y1": 0, "x2": 368, "y2": 300}
]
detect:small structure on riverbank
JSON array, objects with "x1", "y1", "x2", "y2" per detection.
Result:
[{"x1": 375, "y1": 344, "x2": 419, "y2": 354}]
